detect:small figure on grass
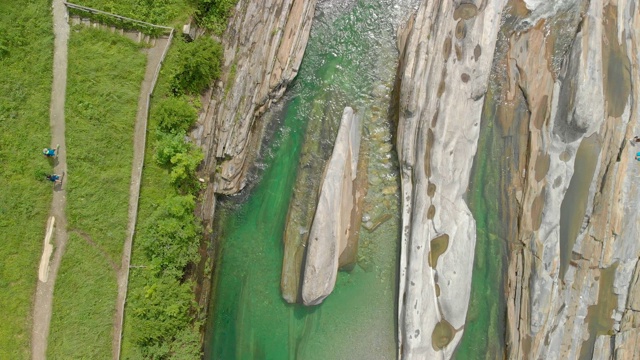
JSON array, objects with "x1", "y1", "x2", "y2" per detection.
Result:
[
  {"x1": 46, "y1": 173, "x2": 62, "y2": 184},
  {"x1": 42, "y1": 144, "x2": 60, "y2": 158}
]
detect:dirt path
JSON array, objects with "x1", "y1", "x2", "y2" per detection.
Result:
[
  {"x1": 112, "y1": 36, "x2": 171, "y2": 360},
  {"x1": 31, "y1": 0, "x2": 69, "y2": 359}
]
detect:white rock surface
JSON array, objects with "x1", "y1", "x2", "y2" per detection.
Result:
[
  {"x1": 301, "y1": 107, "x2": 361, "y2": 306},
  {"x1": 395, "y1": 1, "x2": 507, "y2": 358}
]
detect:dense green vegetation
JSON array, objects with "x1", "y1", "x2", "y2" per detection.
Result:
[
  {"x1": 76, "y1": 0, "x2": 194, "y2": 26},
  {"x1": 171, "y1": 37, "x2": 222, "y2": 95},
  {"x1": 0, "y1": 1, "x2": 53, "y2": 358},
  {"x1": 47, "y1": 27, "x2": 146, "y2": 359},
  {"x1": 121, "y1": 34, "x2": 222, "y2": 358},
  {"x1": 192, "y1": 0, "x2": 238, "y2": 34}
]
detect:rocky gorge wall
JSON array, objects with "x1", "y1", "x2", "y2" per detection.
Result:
[
  {"x1": 395, "y1": 0, "x2": 640, "y2": 358},
  {"x1": 195, "y1": 0, "x2": 317, "y2": 225},
  {"x1": 503, "y1": 0, "x2": 640, "y2": 358},
  {"x1": 197, "y1": 0, "x2": 640, "y2": 357}
]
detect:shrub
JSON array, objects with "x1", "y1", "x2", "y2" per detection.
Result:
[
  {"x1": 169, "y1": 146, "x2": 204, "y2": 190},
  {"x1": 130, "y1": 274, "x2": 195, "y2": 353},
  {"x1": 139, "y1": 194, "x2": 201, "y2": 277},
  {"x1": 171, "y1": 36, "x2": 222, "y2": 94},
  {"x1": 155, "y1": 131, "x2": 191, "y2": 166},
  {"x1": 154, "y1": 131, "x2": 203, "y2": 191},
  {"x1": 169, "y1": 326, "x2": 203, "y2": 359},
  {"x1": 192, "y1": 0, "x2": 237, "y2": 34},
  {"x1": 156, "y1": 96, "x2": 198, "y2": 133}
]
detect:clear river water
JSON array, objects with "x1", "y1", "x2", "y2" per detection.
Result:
[{"x1": 205, "y1": 1, "x2": 507, "y2": 359}]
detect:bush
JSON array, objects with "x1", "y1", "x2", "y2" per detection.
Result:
[
  {"x1": 154, "y1": 131, "x2": 203, "y2": 192},
  {"x1": 171, "y1": 37, "x2": 222, "y2": 94},
  {"x1": 169, "y1": 326, "x2": 203, "y2": 359},
  {"x1": 156, "y1": 96, "x2": 198, "y2": 133},
  {"x1": 169, "y1": 147, "x2": 204, "y2": 189},
  {"x1": 139, "y1": 194, "x2": 201, "y2": 277},
  {"x1": 155, "y1": 131, "x2": 191, "y2": 166},
  {"x1": 192, "y1": 0, "x2": 237, "y2": 34},
  {"x1": 130, "y1": 274, "x2": 195, "y2": 353}
]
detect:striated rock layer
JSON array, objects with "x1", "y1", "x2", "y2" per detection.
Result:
[
  {"x1": 395, "y1": 0, "x2": 507, "y2": 358},
  {"x1": 196, "y1": 0, "x2": 317, "y2": 224},
  {"x1": 395, "y1": 0, "x2": 640, "y2": 357},
  {"x1": 502, "y1": 0, "x2": 640, "y2": 358},
  {"x1": 301, "y1": 107, "x2": 362, "y2": 306}
]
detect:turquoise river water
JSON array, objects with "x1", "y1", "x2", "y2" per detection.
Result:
[
  {"x1": 205, "y1": 1, "x2": 417, "y2": 359},
  {"x1": 205, "y1": 1, "x2": 509, "y2": 359}
]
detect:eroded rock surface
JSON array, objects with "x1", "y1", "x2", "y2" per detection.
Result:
[
  {"x1": 395, "y1": 0, "x2": 507, "y2": 357},
  {"x1": 499, "y1": 0, "x2": 640, "y2": 358},
  {"x1": 197, "y1": 0, "x2": 317, "y2": 223}
]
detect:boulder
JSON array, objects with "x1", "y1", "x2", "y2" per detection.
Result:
[{"x1": 301, "y1": 107, "x2": 361, "y2": 306}]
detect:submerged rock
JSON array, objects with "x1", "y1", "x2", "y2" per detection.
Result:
[{"x1": 301, "y1": 107, "x2": 362, "y2": 306}]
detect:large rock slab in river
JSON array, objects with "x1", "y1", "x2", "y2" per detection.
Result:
[
  {"x1": 395, "y1": 1, "x2": 507, "y2": 358},
  {"x1": 301, "y1": 107, "x2": 361, "y2": 306}
]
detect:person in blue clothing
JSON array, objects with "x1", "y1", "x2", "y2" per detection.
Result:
[
  {"x1": 46, "y1": 174, "x2": 61, "y2": 184},
  {"x1": 42, "y1": 144, "x2": 59, "y2": 158},
  {"x1": 635, "y1": 152, "x2": 640, "y2": 161},
  {"x1": 43, "y1": 147, "x2": 56, "y2": 157}
]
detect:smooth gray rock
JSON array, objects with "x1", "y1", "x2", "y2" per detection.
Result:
[{"x1": 301, "y1": 107, "x2": 361, "y2": 306}]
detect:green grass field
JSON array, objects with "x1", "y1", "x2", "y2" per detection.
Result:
[
  {"x1": 0, "y1": 1, "x2": 54, "y2": 358},
  {"x1": 47, "y1": 26, "x2": 146, "y2": 359}
]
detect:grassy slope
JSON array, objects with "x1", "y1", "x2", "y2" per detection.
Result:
[
  {"x1": 121, "y1": 115, "x2": 176, "y2": 359},
  {"x1": 0, "y1": 1, "x2": 53, "y2": 358},
  {"x1": 47, "y1": 27, "x2": 146, "y2": 359}
]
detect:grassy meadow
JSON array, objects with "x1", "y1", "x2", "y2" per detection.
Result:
[
  {"x1": 47, "y1": 26, "x2": 146, "y2": 359},
  {"x1": 0, "y1": 1, "x2": 54, "y2": 358}
]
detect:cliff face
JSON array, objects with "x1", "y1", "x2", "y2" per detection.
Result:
[
  {"x1": 397, "y1": 0, "x2": 639, "y2": 357},
  {"x1": 395, "y1": 0, "x2": 507, "y2": 357},
  {"x1": 504, "y1": 0, "x2": 640, "y2": 358},
  {"x1": 196, "y1": 0, "x2": 317, "y2": 223}
]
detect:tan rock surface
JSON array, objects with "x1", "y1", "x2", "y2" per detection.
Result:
[
  {"x1": 196, "y1": 0, "x2": 317, "y2": 223},
  {"x1": 502, "y1": 0, "x2": 640, "y2": 358}
]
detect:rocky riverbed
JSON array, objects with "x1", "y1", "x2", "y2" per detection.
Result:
[{"x1": 201, "y1": 0, "x2": 640, "y2": 358}]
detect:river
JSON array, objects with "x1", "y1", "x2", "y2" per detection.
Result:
[{"x1": 205, "y1": 1, "x2": 417, "y2": 359}]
